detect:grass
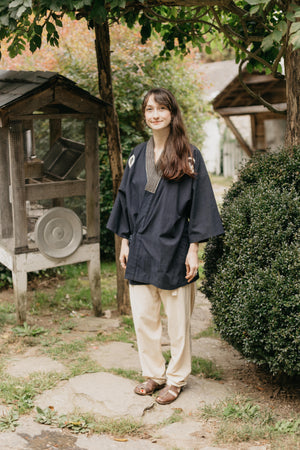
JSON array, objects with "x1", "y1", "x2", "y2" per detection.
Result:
[
  {"x1": 30, "y1": 261, "x2": 117, "y2": 314},
  {"x1": 0, "y1": 371, "x2": 64, "y2": 415},
  {"x1": 42, "y1": 339, "x2": 88, "y2": 361},
  {"x1": 0, "y1": 302, "x2": 16, "y2": 329},
  {"x1": 209, "y1": 174, "x2": 233, "y2": 188},
  {"x1": 95, "y1": 315, "x2": 135, "y2": 343},
  {"x1": 35, "y1": 407, "x2": 144, "y2": 437},
  {"x1": 201, "y1": 395, "x2": 300, "y2": 447},
  {"x1": 193, "y1": 324, "x2": 220, "y2": 339},
  {"x1": 157, "y1": 408, "x2": 185, "y2": 427},
  {"x1": 163, "y1": 350, "x2": 222, "y2": 380}
]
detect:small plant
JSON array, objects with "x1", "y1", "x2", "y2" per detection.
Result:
[
  {"x1": 12, "y1": 322, "x2": 47, "y2": 337},
  {"x1": 58, "y1": 413, "x2": 92, "y2": 434},
  {"x1": 0, "y1": 409, "x2": 19, "y2": 431},
  {"x1": 35, "y1": 406, "x2": 57, "y2": 425}
]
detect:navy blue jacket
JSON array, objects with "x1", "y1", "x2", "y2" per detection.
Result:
[{"x1": 107, "y1": 141, "x2": 224, "y2": 290}]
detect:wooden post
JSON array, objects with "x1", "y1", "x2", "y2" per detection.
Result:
[
  {"x1": 85, "y1": 118, "x2": 102, "y2": 316},
  {"x1": 50, "y1": 118, "x2": 64, "y2": 207},
  {"x1": 0, "y1": 128, "x2": 13, "y2": 238},
  {"x1": 12, "y1": 255, "x2": 27, "y2": 324},
  {"x1": 8, "y1": 121, "x2": 28, "y2": 251}
]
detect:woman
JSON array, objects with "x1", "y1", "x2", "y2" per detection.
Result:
[{"x1": 107, "y1": 88, "x2": 223, "y2": 405}]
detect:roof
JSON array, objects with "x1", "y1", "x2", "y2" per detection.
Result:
[
  {"x1": 198, "y1": 60, "x2": 238, "y2": 101},
  {"x1": 0, "y1": 70, "x2": 108, "y2": 121},
  {"x1": 212, "y1": 70, "x2": 286, "y2": 116}
]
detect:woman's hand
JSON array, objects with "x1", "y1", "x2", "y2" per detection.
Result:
[
  {"x1": 119, "y1": 238, "x2": 129, "y2": 270},
  {"x1": 185, "y1": 242, "x2": 199, "y2": 283}
]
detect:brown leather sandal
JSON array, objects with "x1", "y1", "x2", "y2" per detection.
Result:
[
  {"x1": 156, "y1": 385, "x2": 181, "y2": 405},
  {"x1": 134, "y1": 379, "x2": 163, "y2": 396}
]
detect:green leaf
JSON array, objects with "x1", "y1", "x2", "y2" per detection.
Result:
[
  {"x1": 245, "y1": 0, "x2": 266, "y2": 5},
  {"x1": 46, "y1": 21, "x2": 56, "y2": 34},
  {"x1": 261, "y1": 34, "x2": 274, "y2": 52},
  {"x1": 0, "y1": 15, "x2": 9, "y2": 26},
  {"x1": 277, "y1": 20, "x2": 287, "y2": 35},
  {"x1": 289, "y1": 30, "x2": 300, "y2": 50},
  {"x1": 249, "y1": 5, "x2": 260, "y2": 15},
  {"x1": 205, "y1": 45, "x2": 212, "y2": 55},
  {"x1": 286, "y1": 12, "x2": 295, "y2": 22},
  {"x1": 272, "y1": 30, "x2": 283, "y2": 43},
  {"x1": 290, "y1": 22, "x2": 300, "y2": 35},
  {"x1": 16, "y1": 5, "x2": 27, "y2": 18},
  {"x1": 9, "y1": 0, "x2": 23, "y2": 7}
]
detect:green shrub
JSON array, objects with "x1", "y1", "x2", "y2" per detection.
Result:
[{"x1": 202, "y1": 147, "x2": 300, "y2": 377}]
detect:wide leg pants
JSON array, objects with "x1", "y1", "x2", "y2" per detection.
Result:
[{"x1": 129, "y1": 283, "x2": 195, "y2": 387}]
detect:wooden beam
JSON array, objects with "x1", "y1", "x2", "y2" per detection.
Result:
[
  {"x1": 54, "y1": 86, "x2": 105, "y2": 119},
  {"x1": 11, "y1": 113, "x2": 95, "y2": 121},
  {"x1": 0, "y1": 128, "x2": 13, "y2": 238},
  {"x1": 251, "y1": 114, "x2": 266, "y2": 151},
  {"x1": 25, "y1": 179, "x2": 86, "y2": 201},
  {"x1": 215, "y1": 103, "x2": 287, "y2": 116},
  {"x1": 223, "y1": 116, "x2": 253, "y2": 158},
  {"x1": 8, "y1": 121, "x2": 28, "y2": 250},
  {"x1": 7, "y1": 88, "x2": 54, "y2": 117}
]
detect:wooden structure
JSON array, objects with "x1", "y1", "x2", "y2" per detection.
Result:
[
  {"x1": 212, "y1": 71, "x2": 286, "y2": 157},
  {"x1": 0, "y1": 70, "x2": 108, "y2": 323}
]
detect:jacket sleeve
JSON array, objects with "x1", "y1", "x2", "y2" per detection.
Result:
[
  {"x1": 188, "y1": 147, "x2": 224, "y2": 243},
  {"x1": 106, "y1": 156, "x2": 132, "y2": 239}
]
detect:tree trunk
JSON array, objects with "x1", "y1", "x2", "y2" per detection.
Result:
[
  {"x1": 94, "y1": 20, "x2": 131, "y2": 314},
  {"x1": 285, "y1": 37, "x2": 300, "y2": 147}
]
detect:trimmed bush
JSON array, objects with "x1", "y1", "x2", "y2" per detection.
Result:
[{"x1": 202, "y1": 147, "x2": 300, "y2": 377}]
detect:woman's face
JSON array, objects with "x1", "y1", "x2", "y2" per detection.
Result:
[{"x1": 144, "y1": 95, "x2": 172, "y2": 132}]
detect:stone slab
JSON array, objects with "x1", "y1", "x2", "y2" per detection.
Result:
[
  {"x1": 88, "y1": 342, "x2": 141, "y2": 371},
  {"x1": 5, "y1": 356, "x2": 66, "y2": 378}
]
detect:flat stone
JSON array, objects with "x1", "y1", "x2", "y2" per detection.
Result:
[
  {"x1": 88, "y1": 342, "x2": 141, "y2": 371},
  {"x1": 5, "y1": 356, "x2": 66, "y2": 377},
  {"x1": 142, "y1": 375, "x2": 234, "y2": 425},
  {"x1": 192, "y1": 338, "x2": 244, "y2": 370},
  {"x1": 156, "y1": 420, "x2": 213, "y2": 449},
  {"x1": 34, "y1": 372, "x2": 154, "y2": 419},
  {"x1": 76, "y1": 316, "x2": 120, "y2": 333},
  {"x1": 76, "y1": 434, "x2": 165, "y2": 449}
]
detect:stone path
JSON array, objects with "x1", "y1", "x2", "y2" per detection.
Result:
[{"x1": 0, "y1": 293, "x2": 266, "y2": 450}]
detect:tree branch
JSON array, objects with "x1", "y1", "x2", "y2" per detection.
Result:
[{"x1": 238, "y1": 59, "x2": 286, "y2": 115}]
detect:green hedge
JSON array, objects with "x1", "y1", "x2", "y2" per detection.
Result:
[{"x1": 202, "y1": 147, "x2": 300, "y2": 377}]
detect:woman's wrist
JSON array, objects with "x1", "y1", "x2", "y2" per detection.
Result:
[{"x1": 189, "y1": 242, "x2": 199, "y2": 253}]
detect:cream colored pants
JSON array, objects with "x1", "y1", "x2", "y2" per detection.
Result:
[{"x1": 129, "y1": 283, "x2": 195, "y2": 387}]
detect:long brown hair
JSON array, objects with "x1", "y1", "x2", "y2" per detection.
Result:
[{"x1": 142, "y1": 88, "x2": 195, "y2": 180}]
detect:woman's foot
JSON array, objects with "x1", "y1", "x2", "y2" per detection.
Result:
[
  {"x1": 156, "y1": 385, "x2": 181, "y2": 405},
  {"x1": 134, "y1": 379, "x2": 164, "y2": 396}
]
